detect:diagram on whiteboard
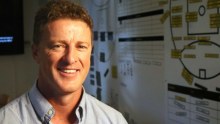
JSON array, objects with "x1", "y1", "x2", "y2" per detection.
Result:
[{"x1": 163, "y1": 0, "x2": 220, "y2": 124}]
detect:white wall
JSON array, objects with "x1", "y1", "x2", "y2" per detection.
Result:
[
  {"x1": 80, "y1": 0, "x2": 166, "y2": 123},
  {"x1": 164, "y1": 1, "x2": 220, "y2": 124}
]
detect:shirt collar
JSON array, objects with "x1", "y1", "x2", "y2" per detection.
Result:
[
  {"x1": 28, "y1": 83, "x2": 54, "y2": 123},
  {"x1": 28, "y1": 82, "x2": 87, "y2": 123}
]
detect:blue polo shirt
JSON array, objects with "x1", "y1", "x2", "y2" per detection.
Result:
[{"x1": 0, "y1": 84, "x2": 128, "y2": 124}]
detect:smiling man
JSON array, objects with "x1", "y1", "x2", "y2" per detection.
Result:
[{"x1": 0, "y1": 0, "x2": 128, "y2": 124}]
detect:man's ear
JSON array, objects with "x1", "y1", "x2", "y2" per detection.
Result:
[{"x1": 32, "y1": 44, "x2": 40, "y2": 64}]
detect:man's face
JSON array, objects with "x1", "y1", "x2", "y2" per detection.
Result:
[{"x1": 32, "y1": 19, "x2": 92, "y2": 95}]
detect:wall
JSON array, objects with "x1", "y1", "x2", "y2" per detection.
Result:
[
  {"x1": 0, "y1": 0, "x2": 40, "y2": 100},
  {"x1": 163, "y1": 1, "x2": 220, "y2": 124},
  {"x1": 80, "y1": 0, "x2": 166, "y2": 124}
]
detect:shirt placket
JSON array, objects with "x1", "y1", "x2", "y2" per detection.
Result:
[
  {"x1": 44, "y1": 108, "x2": 55, "y2": 124},
  {"x1": 75, "y1": 106, "x2": 84, "y2": 124}
]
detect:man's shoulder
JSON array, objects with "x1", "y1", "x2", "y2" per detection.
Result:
[
  {"x1": 83, "y1": 93, "x2": 128, "y2": 124},
  {"x1": 0, "y1": 93, "x2": 29, "y2": 113},
  {"x1": 0, "y1": 93, "x2": 29, "y2": 123},
  {"x1": 84, "y1": 93, "x2": 122, "y2": 115}
]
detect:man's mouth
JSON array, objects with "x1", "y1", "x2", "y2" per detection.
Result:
[{"x1": 59, "y1": 69, "x2": 79, "y2": 74}]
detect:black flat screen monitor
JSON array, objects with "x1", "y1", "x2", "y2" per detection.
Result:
[{"x1": 0, "y1": 1, "x2": 24, "y2": 55}]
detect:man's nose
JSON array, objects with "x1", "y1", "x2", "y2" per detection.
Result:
[{"x1": 64, "y1": 47, "x2": 78, "y2": 64}]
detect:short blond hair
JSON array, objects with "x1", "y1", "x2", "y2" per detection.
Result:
[{"x1": 33, "y1": 0, "x2": 93, "y2": 45}]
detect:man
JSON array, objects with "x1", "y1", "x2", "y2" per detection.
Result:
[{"x1": 0, "y1": 0, "x2": 128, "y2": 124}]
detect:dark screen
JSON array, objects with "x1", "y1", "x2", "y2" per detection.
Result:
[{"x1": 0, "y1": 0, "x2": 24, "y2": 55}]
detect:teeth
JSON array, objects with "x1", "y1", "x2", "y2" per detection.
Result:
[{"x1": 63, "y1": 69, "x2": 77, "y2": 73}]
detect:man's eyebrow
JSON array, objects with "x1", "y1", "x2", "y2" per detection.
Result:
[
  {"x1": 50, "y1": 39, "x2": 91, "y2": 46},
  {"x1": 50, "y1": 39, "x2": 67, "y2": 44},
  {"x1": 78, "y1": 41, "x2": 91, "y2": 46}
]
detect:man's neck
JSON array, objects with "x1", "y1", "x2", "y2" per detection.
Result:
[
  {"x1": 49, "y1": 89, "x2": 83, "y2": 124},
  {"x1": 36, "y1": 81, "x2": 83, "y2": 124}
]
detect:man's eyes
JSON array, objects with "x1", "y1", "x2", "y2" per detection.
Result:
[
  {"x1": 54, "y1": 44, "x2": 64, "y2": 48},
  {"x1": 50, "y1": 44, "x2": 66, "y2": 50},
  {"x1": 78, "y1": 45, "x2": 88, "y2": 49},
  {"x1": 48, "y1": 42, "x2": 89, "y2": 51}
]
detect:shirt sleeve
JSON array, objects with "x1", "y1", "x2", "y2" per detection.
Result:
[
  {"x1": 118, "y1": 113, "x2": 128, "y2": 124},
  {"x1": 0, "y1": 107, "x2": 21, "y2": 124}
]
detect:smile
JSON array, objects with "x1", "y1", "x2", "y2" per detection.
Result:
[{"x1": 60, "y1": 69, "x2": 78, "y2": 73}]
